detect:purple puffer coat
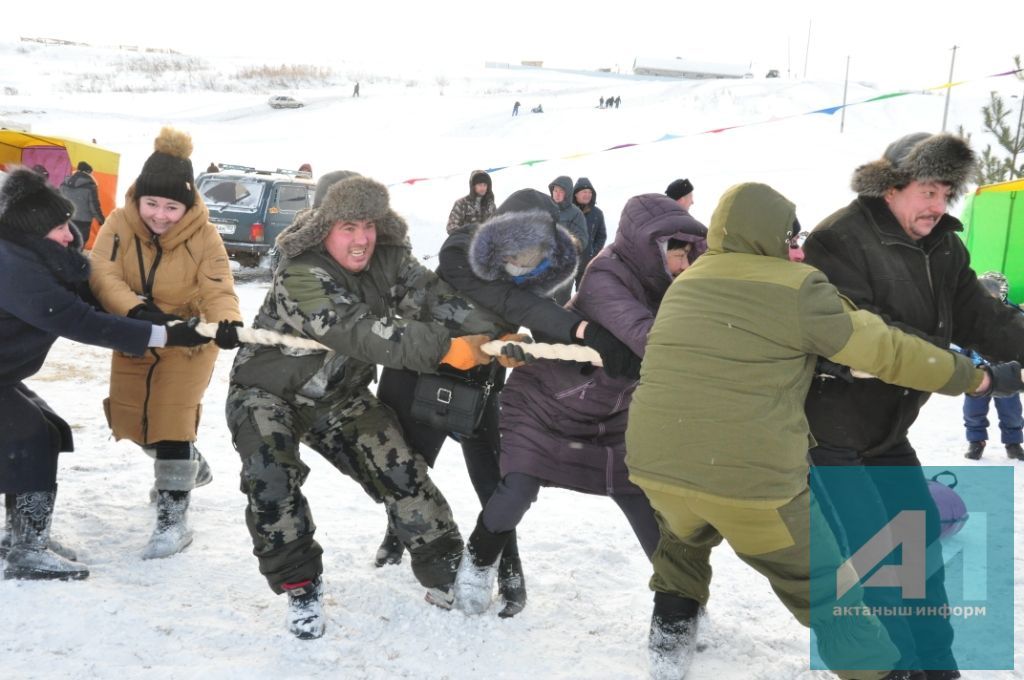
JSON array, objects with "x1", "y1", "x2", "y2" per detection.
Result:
[{"x1": 499, "y1": 193, "x2": 707, "y2": 495}]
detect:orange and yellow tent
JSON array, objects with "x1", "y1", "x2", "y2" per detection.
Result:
[{"x1": 0, "y1": 131, "x2": 119, "y2": 248}]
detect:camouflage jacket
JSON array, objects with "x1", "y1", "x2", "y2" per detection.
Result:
[
  {"x1": 446, "y1": 194, "x2": 496, "y2": 234},
  {"x1": 230, "y1": 243, "x2": 503, "y2": 403}
]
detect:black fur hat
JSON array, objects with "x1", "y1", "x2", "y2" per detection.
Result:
[
  {"x1": 851, "y1": 132, "x2": 976, "y2": 201},
  {"x1": 134, "y1": 127, "x2": 196, "y2": 209},
  {"x1": 0, "y1": 167, "x2": 74, "y2": 236}
]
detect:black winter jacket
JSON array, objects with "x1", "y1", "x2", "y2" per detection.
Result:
[{"x1": 803, "y1": 196, "x2": 1024, "y2": 456}]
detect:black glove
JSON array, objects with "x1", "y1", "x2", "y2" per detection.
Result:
[
  {"x1": 983, "y1": 361, "x2": 1024, "y2": 398},
  {"x1": 499, "y1": 337, "x2": 536, "y2": 364},
  {"x1": 214, "y1": 320, "x2": 244, "y2": 350},
  {"x1": 128, "y1": 302, "x2": 182, "y2": 325},
  {"x1": 814, "y1": 357, "x2": 854, "y2": 383},
  {"x1": 164, "y1": 318, "x2": 212, "y2": 348},
  {"x1": 580, "y1": 322, "x2": 641, "y2": 380}
]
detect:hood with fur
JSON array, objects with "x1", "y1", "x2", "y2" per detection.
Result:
[
  {"x1": 851, "y1": 132, "x2": 976, "y2": 201},
  {"x1": 468, "y1": 188, "x2": 578, "y2": 297},
  {"x1": 275, "y1": 175, "x2": 409, "y2": 259}
]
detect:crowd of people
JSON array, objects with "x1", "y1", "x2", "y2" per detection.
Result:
[{"x1": 2, "y1": 128, "x2": 1024, "y2": 680}]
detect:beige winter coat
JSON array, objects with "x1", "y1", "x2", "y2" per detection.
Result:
[{"x1": 89, "y1": 187, "x2": 241, "y2": 444}]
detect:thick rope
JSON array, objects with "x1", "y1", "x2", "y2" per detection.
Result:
[
  {"x1": 192, "y1": 322, "x2": 331, "y2": 351},
  {"x1": 481, "y1": 340, "x2": 602, "y2": 365}
]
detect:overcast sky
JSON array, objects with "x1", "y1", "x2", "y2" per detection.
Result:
[{"x1": 3, "y1": 0, "x2": 1021, "y2": 86}]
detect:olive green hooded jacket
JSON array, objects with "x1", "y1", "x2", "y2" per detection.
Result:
[{"x1": 625, "y1": 183, "x2": 983, "y2": 504}]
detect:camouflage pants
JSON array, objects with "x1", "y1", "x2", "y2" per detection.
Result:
[{"x1": 226, "y1": 384, "x2": 463, "y2": 594}]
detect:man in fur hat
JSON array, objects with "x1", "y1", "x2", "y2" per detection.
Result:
[
  {"x1": 225, "y1": 174, "x2": 507, "y2": 640},
  {"x1": 803, "y1": 132, "x2": 1024, "y2": 678}
]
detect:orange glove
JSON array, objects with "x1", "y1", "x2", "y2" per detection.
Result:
[
  {"x1": 496, "y1": 333, "x2": 534, "y2": 369},
  {"x1": 440, "y1": 335, "x2": 493, "y2": 370}
]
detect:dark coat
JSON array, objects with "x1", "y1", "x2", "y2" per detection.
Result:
[
  {"x1": 0, "y1": 229, "x2": 151, "y2": 491},
  {"x1": 499, "y1": 193, "x2": 707, "y2": 495},
  {"x1": 548, "y1": 176, "x2": 589, "y2": 251},
  {"x1": 59, "y1": 171, "x2": 104, "y2": 224},
  {"x1": 803, "y1": 196, "x2": 1024, "y2": 456},
  {"x1": 572, "y1": 177, "x2": 607, "y2": 277}
]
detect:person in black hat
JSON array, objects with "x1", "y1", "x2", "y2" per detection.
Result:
[
  {"x1": 88, "y1": 126, "x2": 244, "y2": 561},
  {"x1": 804, "y1": 132, "x2": 1024, "y2": 677},
  {"x1": 59, "y1": 160, "x2": 105, "y2": 247},
  {"x1": 665, "y1": 178, "x2": 695, "y2": 210},
  {"x1": 0, "y1": 167, "x2": 210, "y2": 582}
]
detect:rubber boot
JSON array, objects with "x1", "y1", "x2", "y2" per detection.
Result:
[
  {"x1": 649, "y1": 591, "x2": 701, "y2": 679},
  {"x1": 454, "y1": 514, "x2": 510, "y2": 615},
  {"x1": 3, "y1": 490, "x2": 89, "y2": 581},
  {"x1": 142, "y1": 490, "x2": 193, "y2": 559}
]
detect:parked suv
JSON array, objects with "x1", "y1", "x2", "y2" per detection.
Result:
[{"x1": 197, "y1": 165, "x2": 315, "y2": 268}]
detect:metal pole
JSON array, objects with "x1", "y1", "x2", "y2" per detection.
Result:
[
  {"x1": 840, "y1": 56, "x2": 850, "y2": 133},
  {"x1": 941, "y1": 45, "x2": 958, "y2": 132},
  {"x1": 803, "y1": 19, "x2": 812, "y2": 79},
  {"x1": 1011, "y1": 92, "x2": 1024, "y2": 179}
]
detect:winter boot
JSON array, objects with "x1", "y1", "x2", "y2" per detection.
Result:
[
  {"x1": 283, "y1": 577, "x2": 325, "y2": 640},
  {"x1": 648, "y1": 591, "x2": 701, "y2": 680},
  {"x1": 1005, "y1": 443, "x2": 1024, "y2": 460},
  {"x1": 373, "y1": 522, "x2": 405, "y2": 567},
  {"x1": 2, "y1": 492, "x2": 77, "y2": 561},
  {"x1": 964, "y1": 441, "x2": 985, "y2": 460},
  {"x1": 454, "y1": 514, "x2": 510, "y2": 615},
  {"x1": 146, "y1": 444, "x2": 211, "y2": 502},
  {"x1": 142, "y1": 490, "x2": 193, "y2": 560},
  {"x1": 3, "y1": 491, "x2": 89, "y2": 581},
  {"x1": 497, "y1": 552, "x2": 527, "y2": 618}
]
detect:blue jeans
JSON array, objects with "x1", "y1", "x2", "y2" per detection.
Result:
[{"x1": 962, "y1": 393, "x2": 1023, "y2": 444}]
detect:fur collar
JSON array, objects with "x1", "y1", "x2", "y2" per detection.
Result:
[{"x1": 0, "y1": 229, "x2": 91, "y2": 283}]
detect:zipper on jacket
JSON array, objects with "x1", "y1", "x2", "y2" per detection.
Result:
[
  {"x1": 109, "y1": 234, "x2": 120, "y2": 261},
  {"x1": 141, "y1": 348, "x2": 161, "y2": 443},
  {"x1": 554, "y1": 380, "x2": 594, "y2": 400}
]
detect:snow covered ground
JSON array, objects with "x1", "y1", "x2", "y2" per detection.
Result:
[{"x1": 1, "y1": 41, "x2": 1022, "y2": 679}]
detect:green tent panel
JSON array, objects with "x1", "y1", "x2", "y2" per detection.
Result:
[{"x1": 960, "y1": 179, "x2": 1024, "y2": 304}]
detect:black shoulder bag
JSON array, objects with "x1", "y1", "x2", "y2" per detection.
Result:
[{"x1": 410, "y1": 364, "x2": 498, "y2": 437}]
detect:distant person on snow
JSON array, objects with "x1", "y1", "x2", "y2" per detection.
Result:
[
  {"x1": 599, "y1": 96, "x2": 605, "y2": 109},
  {"x1": 547, "y1": 175, "x2": 588, "y2": 299},
  {"x1": 615, "y1": 95, "x2": 621, "y2": 108},
  {"x1": 960, "y1": 272, "x2": 1024, "y2": 461},
  {"x1": 352, "y1": 82, "x2": 360, "y2": 97},
  {"x1": 206, "y1": 162, "x2": 220, "y2": 173},
  {"x1": 59, "y1": 161, "x2": 105, "y2": 248},
  {"x1": 512, "y1": 101, "x2": 520, "y2": 117},
  {"x1": 0, "y1": 168, "x2": 210, "y2": 582},
  {"x1": 446, "y1": 170, "x2": 496, "y2": 234},
  {"x1": 571, "y1": 177, "x2": 606, "y2": 284}
]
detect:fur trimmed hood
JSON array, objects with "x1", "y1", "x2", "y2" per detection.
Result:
[
  {"x1": 851, "y1": 132, "x2": 976, "y2": 201},
  {"x1": 275, "y1": 175, "x2": 409, "y2": 259},
  {"x1": 0, "y1": 224, "x2": 90, "y2": 284},
  {"x1": 468, "y1": 188, "x2": 578, "y2": 297}
]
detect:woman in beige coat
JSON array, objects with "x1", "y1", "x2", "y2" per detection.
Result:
[{"x1": 89, "y1": 127, "x2": 242, "y2": 559}]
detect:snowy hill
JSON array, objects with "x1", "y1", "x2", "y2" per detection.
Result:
[{"x1": 1, "y1": 41, "x2": 1022, "y2": 680}]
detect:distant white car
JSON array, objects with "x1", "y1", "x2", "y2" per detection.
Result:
[{"x1": 268, "y1": 95, "x2": 304, "y2": 109}]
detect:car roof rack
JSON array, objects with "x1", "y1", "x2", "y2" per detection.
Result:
[{"x1": 214, "y1": 164, "x2": 312, "y2": 179}]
